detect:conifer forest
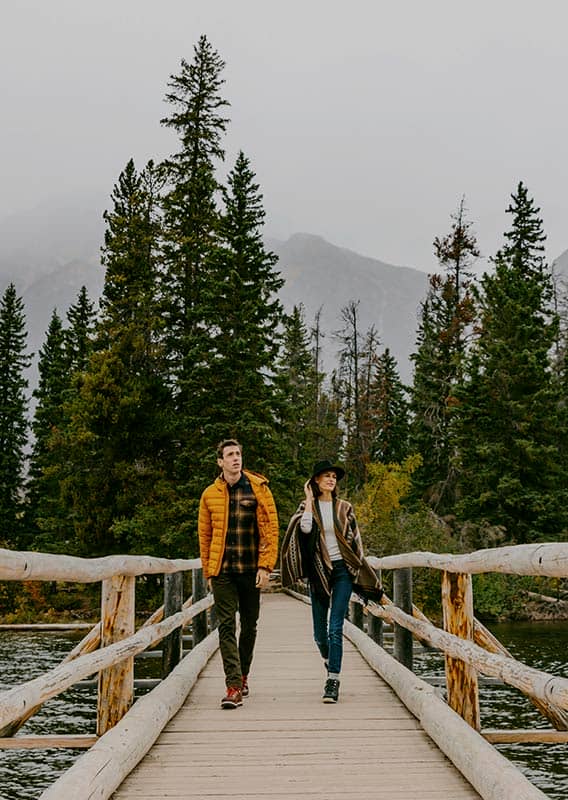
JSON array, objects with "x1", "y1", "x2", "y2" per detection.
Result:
[{"x1": 1, "y1": 36, "x2": 567, "y2": 618}]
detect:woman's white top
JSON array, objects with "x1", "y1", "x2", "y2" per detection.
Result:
[{"x1": 300, "y1": 500, "x2": 342, "y2": 561}]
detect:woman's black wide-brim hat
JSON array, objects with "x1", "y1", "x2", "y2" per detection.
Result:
[{"x1": 311, "y1": 459, "x2": 345, "y2": 481}]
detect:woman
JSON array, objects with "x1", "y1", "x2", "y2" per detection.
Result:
[{"x1": 281, "y1": 459, "x2": 382, "y2": 704}]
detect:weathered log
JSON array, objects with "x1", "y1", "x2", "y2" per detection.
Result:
[
  {"x1": 367, "y1": 600, "x2": 568, "y2": 711},
  {"x1": 97, "y1": 575, "x2": 135, "y2": 735},
  {"x1": 38, "y1": 630, "x2": 219, "y2": 800},
  {"x1": 344, "y1": 619, "x2": 548, "y2": 800},
  {"x1": 523, "y1": 589, "x2": 568, "y2": 605},
  {"x1": 366, "y1": 542, "x2": 568, "y2": 578},
  {"x1": 0, "y1": 548, "x2": 200, "y2": 582},
  {"x1": 0, "y1": 596, "x2": 213, "y2": 734},
  {"x1": 441, "y1": 571, "x2": 480, "y2": 730}
]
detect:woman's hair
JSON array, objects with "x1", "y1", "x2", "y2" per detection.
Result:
[{"x1": 310, "y1": 474, "x2": 338, "y2": 499}]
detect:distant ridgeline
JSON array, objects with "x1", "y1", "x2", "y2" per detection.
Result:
[{"x1": 0, "y1": 202, "x2": 430, "y2": 390}]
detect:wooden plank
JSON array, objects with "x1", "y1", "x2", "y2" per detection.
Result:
[
  {"x1": 483, "y1": 728, "x2": 568, "y2": 744},
  {"x1": 110, "y1": 594, "x2": 482, "y2": 800},
  {"x1": 0, "y1": 734, "x2": 97, "y2": 749},
  {"x1": 0, "y1": 623, "x2": 94, "y2": 630}
]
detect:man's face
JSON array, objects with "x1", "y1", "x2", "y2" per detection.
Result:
[{"x1": 218, "y1": 445, "x2": 242, "y2": 478}]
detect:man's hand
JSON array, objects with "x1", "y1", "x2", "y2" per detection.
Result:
[{"x1": 256, "y1": 568, "x2": 271, "y2": 590}]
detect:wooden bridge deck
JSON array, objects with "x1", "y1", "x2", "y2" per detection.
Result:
[{"x1": 112, "y1": 592, "x2": 481, "y2": 799}]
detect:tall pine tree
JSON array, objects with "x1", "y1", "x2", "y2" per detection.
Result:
[
  {"x1": 0, "y1": 284, "x2": 30, "y2": 546},
  {"x1": 54, "y1": 159, "x2": 171, "y2": 555},
  {"x1": 25, "y1": 311, "x2": 69, "y2": 550},
  {"x1": 369, "y1": 347, "x2": 410, "y2": 464},
  {"x1": 455, "y1": 182, "x2": 567, "y2": 543},
  {"x1": 410, "y1": 200, "x2": 478, "y2": 513}
]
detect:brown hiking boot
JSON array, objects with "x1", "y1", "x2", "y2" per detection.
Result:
[
  {"x1": 221, "y1": 686, "x2": 243, "y2": 709},
  {"x1": 241, "y1": 675, "x2": 249, "y2": 697}
]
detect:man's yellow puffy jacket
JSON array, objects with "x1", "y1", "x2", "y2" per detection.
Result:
[{"x1": 198, "y1": 470, "x2": 279, "y2": 579}]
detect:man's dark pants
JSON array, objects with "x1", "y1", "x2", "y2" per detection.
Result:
[{"x1": 211, "y1": 571, "x2": 260, "y2": 688}]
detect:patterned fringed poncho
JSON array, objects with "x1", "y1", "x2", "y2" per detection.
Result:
[{"x1": 280, "y1": 498, "x2": 383, "y2": 603}]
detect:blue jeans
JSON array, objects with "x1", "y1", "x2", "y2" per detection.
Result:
[{"x1": 310, "y1": 560, "x2": 353, "y2": 675}]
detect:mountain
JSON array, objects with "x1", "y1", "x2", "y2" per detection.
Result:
[
  {"x1": 269, "y1": 233, "x2": 428, "y2": 382},
  {"x1": 0, "y1": 202, "x2": 428, "y2": 388}
]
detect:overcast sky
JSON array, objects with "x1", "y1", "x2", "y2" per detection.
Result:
[{"x1": 1, "y1": 0, "x2": 567, "y2": 273}]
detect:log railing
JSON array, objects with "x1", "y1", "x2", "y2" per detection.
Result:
[
  {"x1": 0, "y1": 549, "x2": 214, "y2": 740},
  {"x1": 360, "y1": 543, "x2": 568, "y2": 737}
]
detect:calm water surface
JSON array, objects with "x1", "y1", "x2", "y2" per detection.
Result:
[{"x1": 0, "y1": 622, "x2": 567, "y2": 799}]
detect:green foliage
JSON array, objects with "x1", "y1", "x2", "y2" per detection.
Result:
[
  {"x1": 368, "y1": 347, "x2": 410, "y2": 464},
  {"x1": 472, "y1": 573, "x2": 530, "y2": 620},
  {"x1": 454, "y1": 182, "x2": 568, "y2": 542},
  {"x1": 0, "y1": 283, "x2": 30, "y2": 546}
]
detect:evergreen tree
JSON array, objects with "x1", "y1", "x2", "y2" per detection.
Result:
[
  {"x1": 54, "y1": 159, "x2": 171, "y2": 555},
  {"x1": 0, "y1": 284, "x2": 30, "y2": 546},
  {"x1": 25, "y1": 311, "x2": 68, "y2": 550},
  {"x1": 65, "y1": 286, "x2": 96, "y2": 374},
  {"x1": 409, "y1": 200, "x2": 478, "y2": 513},
  {"x1": 185, "y1": 150, "x2": 284, "y2": 485},
  {"x1": 455, "y1": 182, "x2": 567, "y2": 543},
  {"x1": 157, "y1": 37, "x2": 232, "y2": 541},
  {"x1": 369, "y1": 347, "x2": 410, "y2": 464},
  {"x1": 159, "y1": 36, "x2": 229, "y2": 400},
  {"x1": 275, "y1": 304, "x2": 320, "y2": 517}
]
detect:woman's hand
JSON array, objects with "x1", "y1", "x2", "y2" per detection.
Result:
[{"x1": 303, "y1": 479, "x2": 313, "y2": 509}]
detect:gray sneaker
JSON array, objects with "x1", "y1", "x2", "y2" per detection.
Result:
[{"x1": 323, "y1": 678, "x2": 340, "y2": 703}]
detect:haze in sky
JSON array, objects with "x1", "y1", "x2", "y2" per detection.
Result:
[{"x1": 1, "y1": 0, "x2": 567, "y2": 273}]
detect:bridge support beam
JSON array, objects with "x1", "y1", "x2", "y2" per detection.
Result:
[
  {"x1": 162, "y1": 572, "x2": 184, "y2": 677},
  {"x1": 192, "y1": 568, "x2": 208, "y2": 645},
  {"x1": 442, "y1": 570, "x2": 480, "y2": 730},
  {"x1": 97, "y1": 574, "x2": 135, "y2": 736},
  {"x1": 393, "y1": 568, "x2": 413, "y2": 670}
]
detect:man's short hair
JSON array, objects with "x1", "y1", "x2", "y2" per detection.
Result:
[{"x1": 216, "y1": 438, "x2": 242, "y2": 458}]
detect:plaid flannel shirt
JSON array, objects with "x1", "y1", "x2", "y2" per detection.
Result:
[{"x1": 221, "y1": 473, "x2": 259, "y2": 573}]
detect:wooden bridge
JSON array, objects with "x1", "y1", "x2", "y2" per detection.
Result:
[{"x1": 1, "y1": 544, "x2": 568, "y2": 799}]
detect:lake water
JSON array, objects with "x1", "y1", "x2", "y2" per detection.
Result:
[{"x1": 0, "y1": 621, "x2": 567, "y2": 799}]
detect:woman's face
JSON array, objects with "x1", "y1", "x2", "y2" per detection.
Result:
[{"x1": 315, "y1": 470, "x2": 337, "y2": 494}]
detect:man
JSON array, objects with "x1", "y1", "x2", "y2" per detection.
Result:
[{"x1": 198, "y1": 439, "x2": 279, "y2": 709}]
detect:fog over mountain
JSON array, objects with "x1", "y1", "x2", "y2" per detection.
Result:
[{"x1": 2, "y1": 200, "x2": 566, "y2": 393}]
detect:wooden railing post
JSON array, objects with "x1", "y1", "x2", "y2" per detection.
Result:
[
  {"x1": 441, "y1": 570, "x2": 480, "y2": 730},
  {"x1": 97, "y1": 574, "x2": 135, "y2": 736},
  {"x1": 367, "y1": 611, "x2": 384, "y2": 646},
  {"x1": 162, "y1": 571, "x2": 184, "y2": 678},
  {"x1": 393, "y1": 567, "x2": 413, "y2": 670},
  {"x1": 192, "y1": 567, "x2": 208, "y2": 645},
  {"x1": 349, "y1": 598, "x2": 364, "y2": 630}
]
